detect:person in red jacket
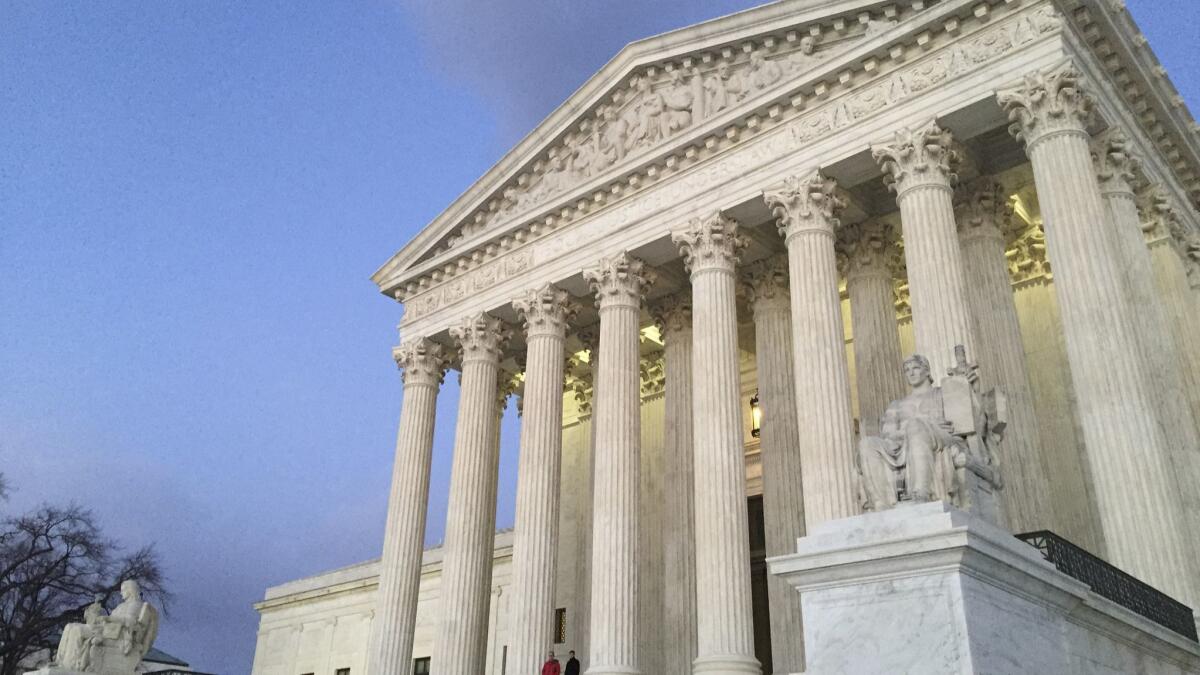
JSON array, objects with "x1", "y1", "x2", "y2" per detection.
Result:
[{"x1": 541, "y1": 650, "x2": 561, "y2": 675}]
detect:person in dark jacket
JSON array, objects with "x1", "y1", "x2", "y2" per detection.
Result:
[{"x1": 563, "y1": 650, "x2": 580, "y2": 675}]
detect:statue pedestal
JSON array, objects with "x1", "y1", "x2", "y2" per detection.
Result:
[{"x1": 768, "y1": 502, "x2": 1200, "y2": 675}]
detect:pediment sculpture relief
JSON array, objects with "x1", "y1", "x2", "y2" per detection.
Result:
[{"x1": 454, "y1": 34, "x2": 852, "y2": 248}]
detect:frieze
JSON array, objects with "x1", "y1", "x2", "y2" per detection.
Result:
[
  {"x1": 401, "y1": 2, "x2": 1062, "y2": 326},
  {"x1": 403, "y1": 249, "x2": 532, "y2": 322}
]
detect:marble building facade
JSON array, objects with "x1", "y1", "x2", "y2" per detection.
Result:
[{"x1": 251, "y1": 0, "x2": 1200, "y2": 673}]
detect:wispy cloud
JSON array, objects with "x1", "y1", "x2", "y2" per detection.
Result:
[{"x1": 399, "y1": 0, "x2": 768, "y2": 144}]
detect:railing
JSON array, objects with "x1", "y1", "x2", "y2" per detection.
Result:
[{"x1": 1017, "y1": 530, "x2": 1198, "y2": 642}]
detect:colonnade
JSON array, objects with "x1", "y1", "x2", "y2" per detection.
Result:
[{"x1": 368, "y1": 59, "x2": 1200, "y2": 675}]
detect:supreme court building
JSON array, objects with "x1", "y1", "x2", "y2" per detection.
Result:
[{"x1": 250, "y1": 0, "x2": 1200, "y2": 673}]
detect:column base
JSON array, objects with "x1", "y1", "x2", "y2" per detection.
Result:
[
  {"x1": 768, "y1": 501, "x2": 1200, "y2": 675},
  {"x1": 692, "y1": 654, "x2": 761, "y2": 675}
]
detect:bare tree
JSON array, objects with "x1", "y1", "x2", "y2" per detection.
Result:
[{"x1": 0, "y1": 501, "x2": 170, "y2": 675}]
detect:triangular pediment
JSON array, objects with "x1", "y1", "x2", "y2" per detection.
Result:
[{"x1": 372, "y1": 0, "x2": 939, "y2": 296}]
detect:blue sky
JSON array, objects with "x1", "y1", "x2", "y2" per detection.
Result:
[{"x1": 1, "y1": 1, "x2": 1196, "y2": 673}]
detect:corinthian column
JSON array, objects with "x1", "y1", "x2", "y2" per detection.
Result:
[
  {"x1": 509, "y1": 285, "x2": 577, "y2": 675},
  {"x1": 368, "y1": 338, "x2": 447, "y2": 675},
  {"x1": 433, "y1": 313, "x2": 510, "y2": 673},
  {"x1": 764, "y1": 172, "x2": 858, "y2": 527},
  {"x1": 742, "y1": 256, "x2": 805, "y2": 674},
  {"x1": 998, "y1": 59, "x2": 1199, "y2": 606},
  {"x1": 583, "y1": 253, "x2": 653, "y2": 675},
  {"x1": 837, "y1": 221, "x2": 906, "y2": 438},
  {"x1": 1092, "y1": 130, "x2": 1200, "y2": 556},
  {"x1": 652, "y1": 296, "x2": 698, "y2": 675},
  {"x1": 672, "y1": 214, "x2": 760, "y2": 675},
  {"x1": 953, "y1": 177, "x2": 1050, "y2": 532},
  {"x1": 872, "y1": 120, "x2": 977, "y2": 379},
  {"x1": 1140, "y1": 186, "x2": 1200, "y2": 425}
]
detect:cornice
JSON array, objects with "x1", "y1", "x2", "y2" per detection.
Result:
[
  {"x1": 379, "y1": 0, "x2": 1060, "y2": 305},
  {"x1": 1054, "y1": 0, "x2": 1200, "y2": 227}
]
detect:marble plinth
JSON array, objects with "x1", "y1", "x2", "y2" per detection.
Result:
[{"x1": 768, "y1": 502, "x2": 1200, "y2": 675}]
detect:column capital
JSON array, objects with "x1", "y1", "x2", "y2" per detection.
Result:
[
  {"x1": 765, "y1": 170, "x2": 845, "y2": 240},
  {"x1": 497, "y1": 368, "x2": 523, "y2": 413},
  {"x1": 639, "y1": 354, "x2": 666, "y2": 399},
  {"x1": 672, "y1": 212, "x2": 747, "y2": 275},
  {"x1": 741, "y1": 255, "x2": 791, "y2": 313},
  {"x1": 997, "y1": 59, "x2": 1094, "y2": 150},
  {"x1": 1091, "y1": 127, "x2": 1141, "y2": 198},
  {"x1": 836, "y1": 221, "x2": 901, "y2": 281},
  {"x1": 1137, "y1": 183, "x2": 1189, "y2": 244},
  {"x1": 513, "y1": 283, "x2": 577, "y2": 340},
  {"x1": 1008, "y1": 225, "x2": 1053, "y2": 285},
  {"x1": 392, "y1": 337, "x2": 449, "y2": 388},
  {"x1": 450, "y1": 312, "x2": 511, "y2": 365},
  {"x1": 954, "y1": 178, "x2": 1018, "y2": 244},
  {"x1": 871, "y1": 119, "x2": 959, "y2": 196},
  {"x1": 650, "y1": 292, "x2": 693, "y2": 337},
  {"x1": 584, "y1": 252, "x2": 655, "y2": 310},
  {"x1": 567, "y1": 366, "x2": 594, "y2": 415}
]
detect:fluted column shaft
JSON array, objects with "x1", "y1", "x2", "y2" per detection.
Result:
[
  {"x1": 873, "y1": 120, "x2": 976, "y2": 379},
  {"x1": 673, "y1": 214, "x2": 759, "y2": 675},
  {"x1": 955, "y1": 179, "x2": 1050, "y2": 532},
  {"x1": 840, "y1": 223, "x2": 906, "y2": 438},
  {"x1": 509, "y1": 286, "x2": 575, "y2": 675},
  {"x1": 573, "y1": 331, "x2": 599, "y2": 670},
  {"x1": 433, "y1": 314, "x2": 509, "y2": 673},
  {"x1": 1148, "y1": 234, "x2": 1200, "y2": 428},
  {"x1": 656, "y1": 300, "x2": 698, "y2": 675},
  {"x1": 765, "y1": 172, "x2": 858, "y2": 527},
  {"x1": 744, "y1": 258, "x2": 805, "y2": 673},
  {"x1": 584, "y1": 254, "x2": 652, "y2": 675},
  {"x1": 999, "y1": 61, "x2": 1198, "y2": 606},
  {"x1": 1094, "y1": 151, "x2": 1200, "y2": 577},
  {"x1": 368, "y1": 339, "x2": 447, "y2": 675}
]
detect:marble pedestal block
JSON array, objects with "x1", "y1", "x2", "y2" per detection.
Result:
[{"x1": 768, "y1": 502, "x2": 1200, "y2": 675}]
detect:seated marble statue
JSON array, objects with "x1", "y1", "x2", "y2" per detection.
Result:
[
  {"x1": 54, "y1": 580, "x2": 158, "y2": 675},
  {"x1": 858, "y1": 348, "x2": 1005, "y2": 524}
]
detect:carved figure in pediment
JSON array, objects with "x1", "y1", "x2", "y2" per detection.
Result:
[
  {"x1": 566, "y1": 130, "x2": 602, "y2": 180},
  {"x1": 629, "y1": 75, "x2": 667, "y2": 149},
  {"x1": 784, "y1": 36, "x2": 821, "y2": 74},
  {"x1": 597, "y1": 106, "x2": 629, "y2": 166},
  {"x1": 703, "y1": 61, "x2": 747, "y2": 117},
  {"x1": 747, "y1": 50, "x2": 783, "y2": 92},
  {"x1": 660, "y1": 69, "x2": 696, "y2": 135}
]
